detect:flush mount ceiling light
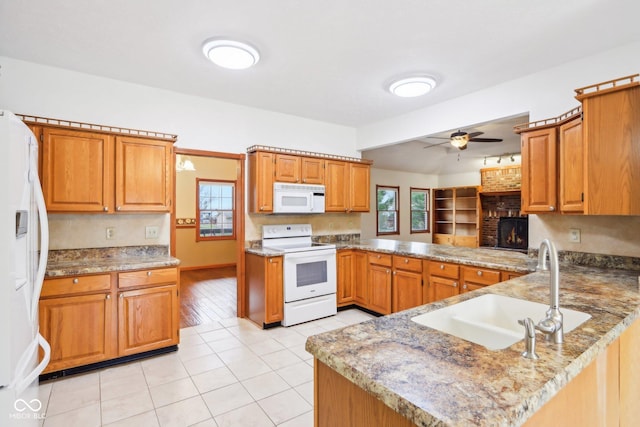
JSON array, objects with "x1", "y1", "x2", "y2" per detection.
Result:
[
  {"x1": 202, "y1": 39, "x2": 260, "y2": 70},
  {"x1": 389, "y1": 76, "x2": 437, "y2": 97}
]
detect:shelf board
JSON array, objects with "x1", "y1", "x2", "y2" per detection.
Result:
[{"x1": 479, "y1": 190, "x2": 521, "y2": 196}]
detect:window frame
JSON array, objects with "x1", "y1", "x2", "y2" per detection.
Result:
[
  {"x1": 196, "y1": 178, "x2": 236, "y2": 241},
  {"x1": 409, "y1": 187, "x2": 430, "y2": 234},
  {"x1": 376, "y1": 185, "x2": 400, "y2": 236}
]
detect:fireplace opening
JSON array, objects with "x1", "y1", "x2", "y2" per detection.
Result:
[{"x1": 497, "y1": 217, "x2": 528, "y2": 251}]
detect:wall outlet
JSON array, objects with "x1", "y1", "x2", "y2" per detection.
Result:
[
  {"x1": 106, "y1": 227, "x2": 115, "y2": 240},
  {"x1": 145, "y1": 226, "x2": 159, "y2": 239},
  {"x1": 569, "y1": 228, "x2": 581, "y2": 243}
]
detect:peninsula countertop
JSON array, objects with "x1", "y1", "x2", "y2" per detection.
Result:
[
  {"x1": 247, "y1": 238, "x2": 533, "y2": 274},
  {"x1": 306, "y1": 265, "x2": 640, "y2": 426},
  {"x1": 45, "y1": 245, "x2": 180, "y2": 277}
]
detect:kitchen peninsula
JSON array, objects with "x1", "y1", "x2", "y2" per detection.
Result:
[{"x1": 306, "y1": 245, "x2": 640, "y2": 426}]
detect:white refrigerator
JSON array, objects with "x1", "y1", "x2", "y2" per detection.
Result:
[{"x1": 0, "y1": 111, "x2": 51, "y2": 425}]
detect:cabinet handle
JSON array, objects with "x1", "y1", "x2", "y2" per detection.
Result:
[
  {"x1": 477, "y1": 270, "x2": 483, "y2": 276},
  {"x1": 72, "y1": 278, "x2": 79, "y2": 284},
  {"x1": 103, "y1": 206, "x2": 108, "y2": 212},
  {"x1": 440, "y1": 264, "x2": 445, "y2": 270},
  {"x1": 147, "y1": 271, "x2": 152, "y2": 277},
  {"x1": 106, "y1": 294, "x2": 111, "y2": 300}
]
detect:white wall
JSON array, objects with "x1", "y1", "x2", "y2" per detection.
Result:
[
  {"x1": 362, "y1": 168, "x2": 438, "y2": 242},
  {"x1": 0, "y1": 56, "x2": 359, "y2": 248},
  {"x1": 357, "y1": 40, "x2": 640, "y2": 151}
]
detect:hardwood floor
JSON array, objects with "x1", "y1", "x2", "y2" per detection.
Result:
[{"x1": 179, "y1": 267, "x2": 237, "y2": 328}]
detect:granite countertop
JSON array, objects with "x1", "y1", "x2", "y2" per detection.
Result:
[
  {"x1": 45, "y1": 245, "x2": 180, "y2": 277},
  {"x1": 246, "y1": 238, "x2": 533, "y2": 274},
  {"x1": 306, "y1": 265, "x2": 640, "y2": 426}
]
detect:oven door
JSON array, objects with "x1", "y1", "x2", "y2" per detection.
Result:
[{"x1": 283, "y1": 248, "x2": 337, "y2": 302}]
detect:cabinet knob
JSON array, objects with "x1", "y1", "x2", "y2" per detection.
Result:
[
  {"x1": 404, "y1": 259, "x2": 409, "y2": 264},
  {"x1": 477, "y1": 270, "x2": 483, "y2": 276},
  {"x1": 377, "y1": 255, "x2": 381, "y2": 259},
  {"x1": 549, "y1": 206, "x2": 555, "y2": 211},
  {"x1": 259, "y1": 206, "x2": 264, "y2": 211},
  {"x1": 72, "y1": 278, "x2": 79, "y2": 284},
  {"x1": 116, "y1": 206, "x2": 121, "y2": 211},
  {"x1": 393, "y1": 271, "x2": 397, "y2": 275},
  {"x1": 119, "y1": 293, "x2": 124, "y2": 298},
  {"x1": 103, "y1": 206, "x2": 109, "y2": 212},
  {"x1": 302, "y1": 179, "x2": 306, "y2": 183},
  {"x1": 386, "y1": 269, "x2": 390, "y2": 274},
  {"x1": 453, "y1": 282, "x2": 458, "y2": 287},
  {"x1": 147, "y1": 271, "x2": 152, "y2": 276},
  {"x1": 463, "y1": 284, "x2": 467, "y2": 290},
  {"x1": 345, "y1": 208, "x2": 348, "y2": 212},
  {"x1": 269, "y1": 258, "x2": 273, "y2": 263},
  {"x1": 440, "y1": 264, "x2": 445, "y2": 270},
  {"x1": 106, "y1": 294, "x2": 111, "y2": 300}
]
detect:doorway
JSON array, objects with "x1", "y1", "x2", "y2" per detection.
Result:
[{"x1": 171, "y1": 148, "x2": 246, "y2": 322}]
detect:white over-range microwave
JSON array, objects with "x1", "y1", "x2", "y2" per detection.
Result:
[{"x1": 273, "y1": 182, "x2": 325, "y2": 214}]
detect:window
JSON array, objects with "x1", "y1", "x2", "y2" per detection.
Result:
[
  {"x1": 197, "y1": 179, "x2": 235, "y2": 240},
  {"x1": 376, "y1": 185, "x2": 399, "y2": 235},
  {"x1": 410, "y1": 187, "x2": 430, "y2": 233}
]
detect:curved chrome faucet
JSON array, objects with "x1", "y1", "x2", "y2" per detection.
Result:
[{"x1": 535, "y1": 239, "x2": 564, "y2": 344}]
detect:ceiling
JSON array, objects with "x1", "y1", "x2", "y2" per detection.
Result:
[
  {"x1": 1, "y1": 0, "x2": 639, "y2": 129},
  {"x1": 362, "y1": 114, "x2": 528, "y2": 175}
]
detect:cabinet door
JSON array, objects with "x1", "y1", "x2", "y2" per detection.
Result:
[
  {"x1": 428, "y1": 276, "x2": 459, "y2": 303},
  {"x1": 349, "y1": 163, "x2": 370, "y2": 212},
  {"x1": 325, "y1": 160, "x2": 349, "y2": 212},
  {"x1": 249, "y1": 151, "x2": 274, "y2": 213},
  {"x1": 368, "y1": 264, "x2": 391, "y2": 315},
  {"x1": 118, "y1": 285, "x2": 179, "y2": 356},
  {"x1": 115, "y1": 136, "x2": 172, "y2": 212},
  {"x1": 559, "y1": 118, "x2": 584, "y2": 213},
  {"x1": 275, "y1": 154, "x2": 301, "y2": 183},
  {"x1": 301, "y1": 157, "x2": 324, "y2": 184},
  {"x1": 265, "y1": 256, "x2": 284, "y2": 324},
  {"x1": 353, "y1": 251, "x2": 369, "y2": 306},
  {"x1": 337, "y1": 251, "x2": 354, "y2": 306},
  {"x1": 39, "y1": 293, "x2": 115, "y2": 373},
  {"x1": 42, "y1": 128, "x2": 114, "y2": 212},
  {"x1": 392, "y1": 270, "x2": 423, "y2": 312},
  {"x1": 520, "y1": 127, "x2": 558, "y2": 213}
]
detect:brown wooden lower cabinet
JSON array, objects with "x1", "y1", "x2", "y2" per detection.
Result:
[
  {"x1": 460, "y1": 266, "x2": 501, "y2": 293},
  {"x1": 39, "y1": 267, "x2": 179, "y2": 374},
  {"x1": 336, "y1": 250, "x2": 354, "y2": 306},
  {"x1": 368, "y1": 264, "x2": 392, "y2": 315},
  {"x1": 245, "y1": 253, "x2": 284, "y2": 326},
  {"x1": 352, "y1": 251, "x2": 368, "y2": 306}
]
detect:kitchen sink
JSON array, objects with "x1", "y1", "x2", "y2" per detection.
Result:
[{"x1": 411, "y1": 294, "x2": 591, "y2": 350}]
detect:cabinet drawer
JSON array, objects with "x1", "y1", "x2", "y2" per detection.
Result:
[
  {"x1": 42, "y1": 274, "x2": 111, "y2": 297},
  {"x1": 118, "y1": 267, "x2": 178, "y2": 289},
  {"x1": 462, "y1": 266, "x2": 501, "y2": 285},
  {"x1": 392, "y1": 256, "x2": 423, "y2": 273},
  {"x1": 368, "y1": 252, "x2": 392, "y2": 267},
  {"x1": 428, "y1": 261, "x2": 460, "y2": 279}
]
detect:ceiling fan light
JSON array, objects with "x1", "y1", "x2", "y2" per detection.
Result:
[
  {"x1": 202, "y1": 39, "x2": 260, "y2": 70},
  {"x1": 450, "y1": 131, "x2": 469, "y2": 149},
  {"x1": 389, "y1": 77, "x2": 436, "y2": 97}
]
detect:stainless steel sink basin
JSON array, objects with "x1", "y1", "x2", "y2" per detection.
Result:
[{"x1": 411, "y1": 294, "x2": 591, "y2": 350}]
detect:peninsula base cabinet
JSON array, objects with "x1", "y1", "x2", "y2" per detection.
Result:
[
  {"x1": 39, "y1": 267, "x2": 179, "y2": 374},
  {"x1": 314, "y1": 318, "x2": 640, "y2": 427}
]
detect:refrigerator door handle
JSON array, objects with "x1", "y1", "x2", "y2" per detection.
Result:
[
  {"x1": 11, "y1": 333, "x2": 51, "y2": 394},
  {"x1": 29, "y1": 167, "x2": 49, "y2": 324}
]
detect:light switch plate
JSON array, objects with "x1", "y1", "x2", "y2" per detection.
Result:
[{"x1": 569, "y1": 228, "x2": 581, "y2": 243}]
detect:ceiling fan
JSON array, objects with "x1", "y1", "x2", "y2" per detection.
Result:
[{"x1": 423, "y1": 130, "x2": 503, "y2": 150}]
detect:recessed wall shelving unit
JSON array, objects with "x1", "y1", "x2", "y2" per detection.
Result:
[{"x1": 433, "y1": 186, "x2": 479, "y2": 248}]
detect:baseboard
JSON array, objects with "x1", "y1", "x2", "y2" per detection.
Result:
[{"x1": 179, "y1": 263, "x2": 236, "y2": 271}]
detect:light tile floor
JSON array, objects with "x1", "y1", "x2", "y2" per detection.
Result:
[{"x1": 37, "y1": 309, "x2": 375, "y2": 427}]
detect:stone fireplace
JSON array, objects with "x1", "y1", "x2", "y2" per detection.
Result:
[{"x1": 497, "y1": 217, "x2": 528, "y2": 251}]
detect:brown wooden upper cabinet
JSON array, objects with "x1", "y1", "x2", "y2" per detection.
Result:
[
  {"x1": 38, "y1": 124, "x2": 174, "y2": 213},
  {"x1": 247, "y1": 147, "x2": 371, "y2": 213},
  {"x1": 516, "y1": 74, "x2": 640, "y2": 216},
  {"x1": 325, "y1": 160, "x2": 370, "y2": 213}
]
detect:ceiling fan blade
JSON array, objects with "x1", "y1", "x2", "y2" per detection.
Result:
[
  {"x1": 422, "y1": 140, "x2": 450, "y2": 149},
  {"x1": 469, "y1": 137, "x2": 503, "y2": 143},
  {"x1": 467, "y1": 131, "x2": 484, "y2": 138}
]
